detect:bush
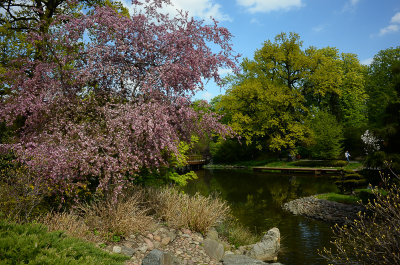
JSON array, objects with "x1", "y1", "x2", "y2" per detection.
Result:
[
  {"x1": 41, "y1": 188, "x2": 153, "y2": 242},
  {"x1": 308, "y1": 110, "x2": 344, "y2": 159},
  {"x1": 320, "y1": 177, "x2": 400, "y2": 264},
  {"x1": 0, "y1": 159, "x2": 51, "y2": 221},
  {"x1": 216, "y1": 216, "x2": 259, "y2": 247},
  {"x1": 147, "y1": 186, "x2": 230, "y2": 234},
  {"x1": 332, "y1": 171, "x2": 367, "y2": 193},
  {"x1": 0, "y1": 220, "x2": 128, "y2": 264},
  {"x1": 75, "y1": 189, "x2": 153, "y2": 241}
]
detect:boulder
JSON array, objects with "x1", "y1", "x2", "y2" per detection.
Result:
[
  {"x1": 247, "y1": 227, "x2": 280, "y2": 261},
  {"x1": 206, "y1": 227, "x2": 219, "y2": 240},
  {"x1": 203, "y1": 238, "x2": 225, "y2": 261},
  {"x1": 141, "y1": 249, "x2": 181, "y2": 265},
  {"x1": 121, "y1": 246, "x2": 135, "y2": 257},
  {"x1": 222, "y1": 254, "x2": 284, "y2": 265}
]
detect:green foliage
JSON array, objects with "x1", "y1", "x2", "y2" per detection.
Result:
[
  {"x1": 320, "y1": 177, "x2": 400, "y2": 265},
  {"x1": 215, "y1": 32, "x2": 368, "y2": 159},
  {"x1": 209, "y1": 137, "x2": 262, "y2": 164},
  {"x1": 315, "y1": 193, "x2": 359, "y2": 204},
  {"x1": 0, "y1": 220, "x2": 129, "y2": 264},
  {"x1": 216, "y1": 217, "x2": 259, "y2": 248},
  {"x1": 218, "y1": 33, "x2": 312, "y2": 153},
  {"x1": 332, "y1": 171, "x2": 366, "y2": 193},
  {"x1": 366, "y1": 46, "x2": 400, "y2": 127},
  {"x1": 308, "y1": 110, "x2": 344, "y2": 159}
]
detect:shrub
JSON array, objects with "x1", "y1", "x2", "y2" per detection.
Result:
[
  {"x1": 0, "y1": 160, "x2": 50, "y2": 221},
  {"x1": 332, "y1": 171, "x2": 367, "y2": 193},
  {"x1": 41, "y1": 212, "x2": 98, "y2": 242},
  {"x1": 147, "y1": 187, "x2": 230, "y2": 234},
  {"x1": 75, "y1": 190, "x2": 153, "y2": 241},
  {"x1": 216, "y1": 216, "x2": 259, "y2": 247},
  {"x1": 0, "y1": 220, "x2": 128, "y2": 264},
  {"x1": 320, "y1": 177, "x2": 400, "y2": 264}
]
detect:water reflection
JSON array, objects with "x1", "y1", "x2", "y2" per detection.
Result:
[{"x1": 184, "y1": 169, "x2": 337, "y2": 265}]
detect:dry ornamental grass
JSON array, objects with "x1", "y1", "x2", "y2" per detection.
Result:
[{"x1": 147, "y1": 187, "x2": 230, "y2": 234}]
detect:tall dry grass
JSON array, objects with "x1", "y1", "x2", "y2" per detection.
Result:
[
  {"x1": 41, "y1": 211, "x2": 99, "y2": 242},
  {"x1": 147, "y1": 187, "x2": 230, "y2": 234},
  {"x1": 43, "y1": 190, "x2": 154, "y2": 241}
]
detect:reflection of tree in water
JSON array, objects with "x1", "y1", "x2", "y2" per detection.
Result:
[
  {"x1": 184, "y1": 169, "x2": 337, "y2": 233},
  {"x1": 184, "y1": 169, "x2": 336, "y2": 265}
]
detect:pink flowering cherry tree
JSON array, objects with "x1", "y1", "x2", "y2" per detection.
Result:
[{"x1": 0, "y1": 0, "x2": 238, "y2": 202}]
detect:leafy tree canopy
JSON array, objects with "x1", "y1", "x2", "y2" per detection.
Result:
[{"x1": 0, "y1": 0, "x2": 238, "y2": 200}]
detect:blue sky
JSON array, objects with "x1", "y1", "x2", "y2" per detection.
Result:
[{"x1": 123, "y1": 0, "x2": 400, "y2": 101}]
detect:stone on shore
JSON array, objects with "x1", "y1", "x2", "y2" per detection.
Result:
[
  {"x1": 247, "y1": 227, "x2": 280, "y2": 261},
  {"x1": 222, "y1": 254, "x2": 283, "y2": 265},
  {"x1": 203, "y1": 238, "x2": 225, "y2": 261},
  {"x1": 141, "y1": 249, "x2": 181, "y2": 265}
]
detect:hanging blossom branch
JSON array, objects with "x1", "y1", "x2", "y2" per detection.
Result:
[{"x1": 0, "y1": 0, "x2": 238, "y2": 202}]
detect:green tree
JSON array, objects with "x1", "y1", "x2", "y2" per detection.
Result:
[
  {"x1": 218, "y1": 33, "x2": 311, "y2": 153},
  {"x1": 308, "y1": 110, "x2": 344, "y2": 159},
  {"x1": 366, "y1": 47, "x2": 400, "y2": 127}
]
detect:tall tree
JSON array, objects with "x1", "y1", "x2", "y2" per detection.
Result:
[
  {"x1": 0, "y1": 0, "x2": 237, "y2": 200},
  {"x1": 218, "y1": 33, "x2": 311, "y2": 153},
  {"x1": 217, "y1": 33, "x2": 367, "y2": 157},
  {"x1": 366, "y1": 47, "x2": 400, "y2": 127}
]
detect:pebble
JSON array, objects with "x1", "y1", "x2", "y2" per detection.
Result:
[
  {"x1": 282, "y1": 195, "x2": 365, "y2": 225},
  {"x1": 102, "y1": 225, "x2": 226, "y2": 265}
]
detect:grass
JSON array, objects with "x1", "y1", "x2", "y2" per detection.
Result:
[
  {"x1": 316, "y1": 188, "x2": 388, "y2": 204},
  {"x1": 147, "y1": 186, "x2": 230, "y2": 234},
  {"x1": 0, "y1": 220, "x2": 129, "y2": 265},
  {"x1": 315, "y1": 193, "x2": 360, "y2": 204},
  {"x1": 42, "y1": 189, "x2": 154, "y2": 242},
  {"x1": 216, "y1": 217, "x2": 260, "y2": 248}
]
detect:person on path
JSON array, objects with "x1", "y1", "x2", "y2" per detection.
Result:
[{"x1": 345, "y1": 151, "x2": 350, "y2": 162}]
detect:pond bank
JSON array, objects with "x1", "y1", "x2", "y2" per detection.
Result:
[{"x1": 282, "y1": 195, "x2": 365, "y2": 225}]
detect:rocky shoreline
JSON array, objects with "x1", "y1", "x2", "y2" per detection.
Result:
[
  {"x1": 282, "y1": 195, "x2": 365, "y2": 225},
  {"x1": 102, "y1": 226, "x2": 283, "y2": 265}
]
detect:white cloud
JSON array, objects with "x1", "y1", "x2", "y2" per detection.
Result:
[
  {"x1": 236, "y1": 0, "x2": 303, "y2": 13},
  {"x1": 361, "y1": 57, "x2": 373, "y2": 65},
  {"x1": 377, "y1": 11, "x2": 400, "y2": 37},
  {"x1": 379, "y1": 24, "x2": 399, "y2": 36},
  {"x1": 342, "y1": 0, "x2": 360, "y2": 12},
  {"x1": 123, "y1": 0, "x2": 231, "y2": 22},
  {"x1": 391, "y1": 12, "x2": 400, "y2": 24}
]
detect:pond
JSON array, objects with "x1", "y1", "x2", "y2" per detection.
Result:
[{"x1": 184, "y1": 168, "x2": 340, "y2": 265}]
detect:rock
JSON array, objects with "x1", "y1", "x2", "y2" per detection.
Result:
[
  {"x1": 181, "y1": 228, "x2": 191, "y2": 235},
  {"x1": 203, "y1": 238, "x2": 224, "y2": 261},
  {"x1": 144, "y1": 237, "x2": 154, "y2": 250},
  {"x1": 247, "y1": 227, "x2": 280, "y2": 261},
  {"x1": 154, "y1": 235, "x2": 161, "y2": 242},
  {"x1": 141, "y1": 249, "x2": 181, "y2": 265},
  {"x1": 206, "y1": 228, "x2": 219, "y2": 241},
  {"x1": 222, "y1": 254, "x2": 267, "y2": 265},
  {"x1": 112, "y1": 246, "x2": 122, "y2": 254},
  {"x1": 121, "y1": 246, "x2": 135, "y2": 257},
  {"x1": 138, "y1": 244, "x2": 148, "y2": 253},
  {"x1": 161, "y1": 236, "x2": 171, "y2": 245},
  {"x1": 154, "y1": 241, "x2": 161, "y2": 249}
]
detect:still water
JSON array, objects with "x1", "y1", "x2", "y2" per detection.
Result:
[{"x1": 184, "y1": 168, "x2": 340, "y2": 265}]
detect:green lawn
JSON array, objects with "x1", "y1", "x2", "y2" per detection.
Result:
[
  {"x1": 315, "y1": 193, "x2": 360, "y2": 204},
  {"x1": 0, "y1": 220, "x2": 129, "y2": 265}
]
